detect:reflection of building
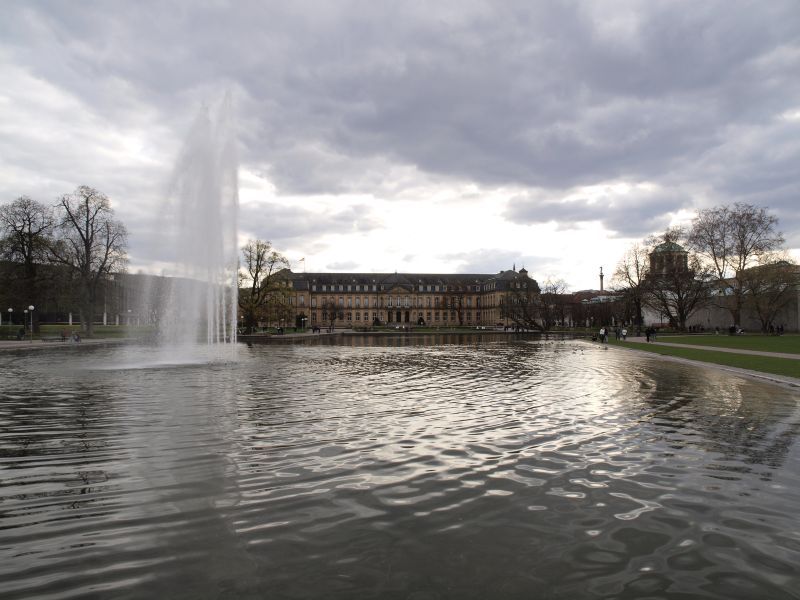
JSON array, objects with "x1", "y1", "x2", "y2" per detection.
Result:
[{"x1": 282, "y1": 268, "x2": 539, "y2": 328}]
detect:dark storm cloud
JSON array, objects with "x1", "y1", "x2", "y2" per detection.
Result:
[
  {"x1": 1, "y1": 0, "x2": 798, "y2": 264},
  {"x1": 505, "y1": 186, "x2": 689, "y2": 238}
]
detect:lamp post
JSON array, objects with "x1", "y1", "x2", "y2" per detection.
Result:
[
  {"x1": 7, "y1": 308, "x2": 12, "y2": 335},
  {"x1": 28, "y1": 305, "x2": 34, "y2": 342}
]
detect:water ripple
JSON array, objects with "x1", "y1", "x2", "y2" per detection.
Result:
[{"x1": 1, "y1": 338, "x2": 799, "y2": 598}]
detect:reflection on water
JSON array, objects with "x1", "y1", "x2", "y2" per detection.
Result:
[{"x1": 1, "y1": 338, "x2": 799, "y2": 599}]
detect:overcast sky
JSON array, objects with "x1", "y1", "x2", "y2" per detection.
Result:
[{"x1": 1, "y1": 1, "x2": 798, "y2": 290}]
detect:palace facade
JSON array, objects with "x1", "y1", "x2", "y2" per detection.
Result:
[{"x1": 283, "y1": 268, "x2": 538, "y2": 328}]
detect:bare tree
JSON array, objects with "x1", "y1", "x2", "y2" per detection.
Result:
[
  {"x1": 644, "y1": 230, "x2": 711, "y2": 331},
  {"x1": 321, "y1": 298, "x2": 340, "y2": 331},
  {"x1": 50, "y1": 186, "x2": 128, "y2": 337},
  {"x1": 688, "y1": 203, "x2": 784, "y2": 326},
  {"x1": 539, "y1": 278, "x2": 569, "y2": 329},
  {"x1": 503, "y1": 272, "x2": 543, "y2": 331},
  {"x1": 238, "y1": 239, "x2": 290, "y2": 332},
  {"x1": 444, "y1": 279, "x2": 467, "y2": 325},
  {"x1": 612, "y1": 243, "x2": 650, "y2": 328},
  {"x1": 0, "y1": 196, "x2": 55, "y2": 331}
]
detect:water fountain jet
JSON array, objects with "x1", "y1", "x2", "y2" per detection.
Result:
[{"x1": 138, "y1": 95, "x2": 239, "y2": 363}]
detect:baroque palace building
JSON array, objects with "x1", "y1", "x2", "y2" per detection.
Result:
[{"x1": 283, "y1": 267, "x2": 538, "y2": 328}]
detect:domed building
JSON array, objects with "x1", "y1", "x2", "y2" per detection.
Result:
[{"x1": 649, "y1": 241, "x2": 689, "y2": 276}]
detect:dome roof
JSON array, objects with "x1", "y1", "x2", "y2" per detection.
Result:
[{"x1": 653, "y1": 241, "x2": 687, "y2": 253}]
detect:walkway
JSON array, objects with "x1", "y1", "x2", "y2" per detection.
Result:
[{"x1": 623, "y1": 337, "x2": 800, "y2": 360}]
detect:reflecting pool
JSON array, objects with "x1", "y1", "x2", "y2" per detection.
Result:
[{"x1": 1, "y1": 336, "x2": 799, "y2": 599}]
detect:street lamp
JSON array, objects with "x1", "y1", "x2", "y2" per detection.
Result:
[
  {"x1": 28, "y1": 305, "x2": 34, "y2": 342},
  {"x1": 7, "y1": 308, "x2": 12, "y2": 334}
]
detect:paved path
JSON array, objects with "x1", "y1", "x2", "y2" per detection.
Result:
[{"x1": 623, "y1": 336, "x2": 800, "y2": 360}]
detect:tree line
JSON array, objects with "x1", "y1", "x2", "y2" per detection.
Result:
[
  {"x1": 495, "y1": 202, "x2": 796, "y2": 333},
  {"x1": 0, "y1": 187, "x2": 128, "y2": 337},
  {"x1": 5, "y1": 191, "x2": 793, "y2": 337}
]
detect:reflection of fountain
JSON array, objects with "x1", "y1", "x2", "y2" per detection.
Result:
[{"x1": 144, "y1": 95, "x2": 239, "y2": 359}]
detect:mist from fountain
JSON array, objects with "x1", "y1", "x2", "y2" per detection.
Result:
[{"x1": 138, "y1": 96, "x2": 239, "y2": 363}]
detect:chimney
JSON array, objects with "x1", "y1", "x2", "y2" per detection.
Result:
[{"x1": 599, "y1": 266, "x2": 604, "y2": 292}]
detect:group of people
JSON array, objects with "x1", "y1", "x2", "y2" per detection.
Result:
[
  {"x1": 595, "y1": 325, "x2": 657, "y2": 342},
  {"x1": 595, "y1": 326, "x2": 628, "y2": 343}
]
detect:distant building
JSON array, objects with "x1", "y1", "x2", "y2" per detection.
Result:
[
  {"x1": 279, "y1": 268, "x2": 540, "y2": 328},
  {"x1": 649, "y1": 241, "x2": 689, "y2": 275}
]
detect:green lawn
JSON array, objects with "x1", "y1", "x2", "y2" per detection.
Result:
[
  {"x1": 608, "y1": 339, "x2": 800, "y2": 379},
  {"x1": 652, "y1": 334, "x2": 800, "y2": 354},
  {"x1": 1, "y1": 324, "x2": 151, "y2": 340}
]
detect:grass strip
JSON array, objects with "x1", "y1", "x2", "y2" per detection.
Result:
[
  {"x1": 653, "y1": 334, "x2": 800, "y2": 354},
  {"x1": 609, "y1": 340, "x2": 800, "y2": 379}
]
